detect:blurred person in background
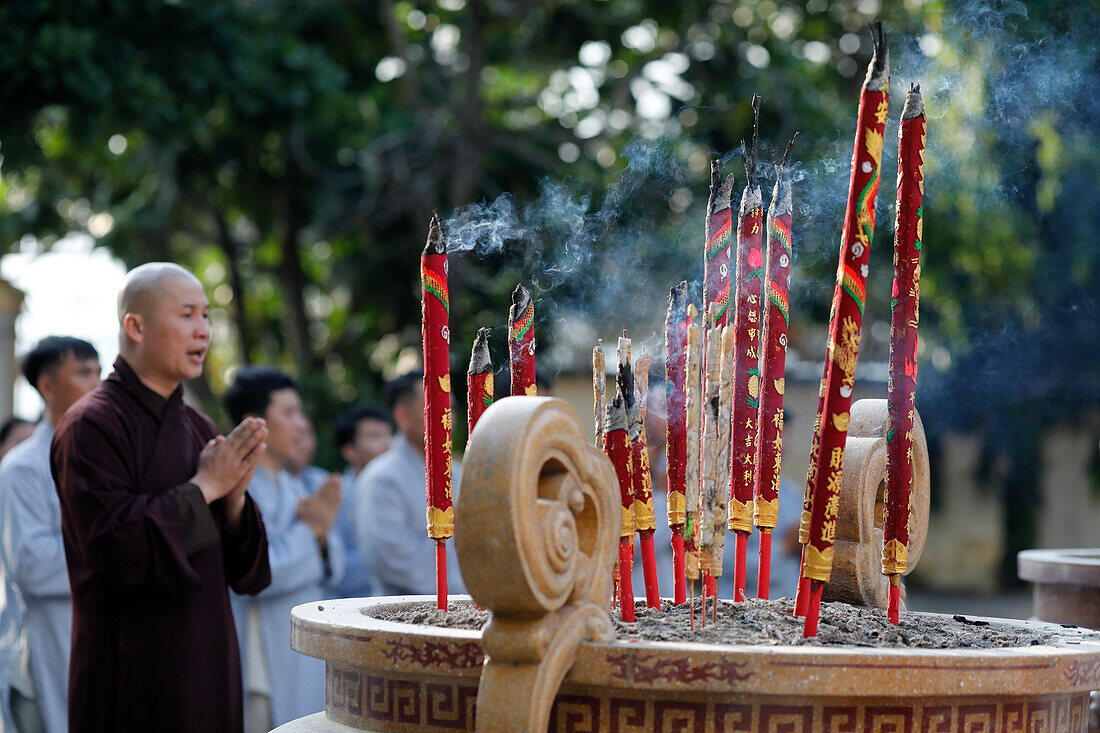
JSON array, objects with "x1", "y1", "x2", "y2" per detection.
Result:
[
  {"x1": 223, "y1": 367, "x2": 344, "y2": 731},
  {"x1": 355, "y1": 371, "x2": 463, "y2": 597},
  {"x1": 0, "y1": 337, "x2": 99, "y2": 732},
  {"x1": 0, "y1": 419, "x2": 33, "y2": 462},
  {"x1": 325, "y1": 402, "x2": 393, "y2": 599}
]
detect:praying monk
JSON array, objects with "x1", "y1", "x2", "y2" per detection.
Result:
[{"x1": 50, "y1": 263, "x2": 273, "y2": 732}]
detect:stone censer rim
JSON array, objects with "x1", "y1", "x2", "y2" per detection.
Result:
[
  {"x1": 291, "y1": 596, "x2": 1100, "y2": 698},
  {"x1": 1018, "y1": 547, "x2": 1100, "y2": 587}
]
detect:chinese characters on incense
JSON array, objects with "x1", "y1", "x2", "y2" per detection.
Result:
[
  {"x1": 467, "y1": 328, "x2": 493, "y2": 435},
  {"x1": 728, "y1": 100, "x2": 765, "y2": 604},
  {"x1": 753, "y1": 138, "x2": 796, "y2": 600},
  {"x1": 801, "y1": 23, "x2": 890, "y2": 637},
  {"x1": 882, "y1": 84, "x2": 926, "y2": 625},
  {"x1": 420, "y1": 214, "x2": 453, "y2": 611}
]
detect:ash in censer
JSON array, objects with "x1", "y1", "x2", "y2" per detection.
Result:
[{"x1": 367, "y1": 599, "x2": 1093, "y2": 650}]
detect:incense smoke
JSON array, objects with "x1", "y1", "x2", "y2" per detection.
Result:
[{"x1": 442, "y1": 0, "x2": 1098, "y2": 390}]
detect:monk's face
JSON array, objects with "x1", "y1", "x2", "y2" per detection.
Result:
[
  {"x1": 145, "y1": 277, "x2": 210, "y2": 384},
  {"x1": 263, "y1": 387, "x2": 309, "y2": 469}
]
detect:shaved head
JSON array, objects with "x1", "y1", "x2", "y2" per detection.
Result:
[
  {"x1": 117, "y1": 262, "x2": 211, "y2": 396},
  {"x1": 118, "y1": 262, "x2": 203, "y2": 323}
]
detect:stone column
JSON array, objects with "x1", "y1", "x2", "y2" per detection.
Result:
[{"x1": 0, "y1": 277, "x2": 25, "y2": 418}]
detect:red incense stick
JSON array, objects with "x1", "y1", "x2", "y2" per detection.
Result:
[
  {"x1": 804, "y1": 23, "x2": 890, "y2": 638},
  {"x1": 882, "y1": 84, "x2": 926, "y2": 625},
  {"x1": 509, "y1": 284, "x2": 536, "y2": 396},
  {"x1": 467, "y1": 328, "x2": 493, "y2": 436},
  {"x1": 632, "y1": 351, "x2": 660, "y2": 608},
  {"x1": 753, "y1": 137, "x2": 797, "y2": 599},
  {"x1": 421, "y1": 214, "x2": 454, "y2": 611},
  {"x1": 604, "y1": 390, "x2": 636, "y2": 622},
  {"x1": 727, "y1": 96, "x2": 765, "y2": 603},
  {"x1": 664, "y1": 282, "x2": 689, "y2": 605}
]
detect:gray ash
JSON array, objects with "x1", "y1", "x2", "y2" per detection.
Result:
[{"x1": 366, "y1": 598, "x2": 1087, "y2": 649}]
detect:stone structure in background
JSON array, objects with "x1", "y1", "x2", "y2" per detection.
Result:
[{"x1": 0, "y1": 276, "x2": 24, "y2": 417}]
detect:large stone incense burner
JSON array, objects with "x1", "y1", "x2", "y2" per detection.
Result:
[{"x1": 279, "y1": 398, "x2": 1100, "y2": 733}]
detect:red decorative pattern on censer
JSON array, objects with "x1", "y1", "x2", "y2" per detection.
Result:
[
  {"x1": 605, "y1": 651, "x2": 752, "y2": 685},
  {"x1": 325, "y1": 664, "x2": 1090, "y2": 732},
  {"x1": 379, "y1": 638, "x2": 485, "y2": 670}
]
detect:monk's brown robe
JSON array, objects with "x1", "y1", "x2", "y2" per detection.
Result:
[{"x1": 51, "y1": 358, "x2": 271, "y2": 733}]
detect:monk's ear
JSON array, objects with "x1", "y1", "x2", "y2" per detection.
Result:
[
  {"x1": 340, "y1": 443, "x2": 356, "y2": 465},
  {"x1": 122, "y1": 312, "x2": 145, "y2": 344}
]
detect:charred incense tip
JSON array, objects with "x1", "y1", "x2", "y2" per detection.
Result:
[
  {"x1": 902, "y1": 83, "x2": 924, "y2": 119},
  {"x1": 864, "y1": 21, "x2": 890, "y2": 92},
  {"x1": 781, "y1": 132, "x2": 799, "y2": 168},
  {"x1": 739, "y1": 139, "x2": 763, "y2": 215},
  {"x1": 666, "y1": 280, "x2": 688, "y2": 322},
  {"x1": 468, "y1": 328, "x2": 492, "y2": 375},
  {"x1": 616, "y1": 355, "x2": 635, "y2": 410},
  {"x1": 708, "y1": 161, "x2": 734, "y2": 214},
  {"x1": 509, "y1": 283, "x2": 531, "y2": 324},
  {"x1": 606, "y1": 392, "x2": 629, "y2": 434},
  {"x1": 749, "y1": 94, "x2": 761, "y2": 182},
  {"x1": 423, "y1": 212, "x2": 447, "y2": 256}
]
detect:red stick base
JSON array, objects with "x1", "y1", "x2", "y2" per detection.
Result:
[
  {"x1": 704, "y1": 574, "x2": 716, "y2": 598},
  {"x1": 618, "y1": 540, "x2": 635, "y2": 622},
  {"x1": 734, "y1": 532, "x2": 748, "y2": 601},
  {"x1": 672, "y1": 528, "x2": 686, "y2": 605},
  {"x1": 435, "y1": 540, "x2": 448, "y2": 611},
  {"x1": 639, "y1": 531, "x2": 660, "y2": 608},
  {"x1": 888, "y1": 576, "x2": 901, "y2": 625},
  {"x1": 794, "y1": 545, "x2": 810, "y2": 616},
  {"x1": 802, "y1": 580, "x2": 824, "y2": 637},
  {"x1": 757, "y1": 530, "x2": 772, "y2": 600}
]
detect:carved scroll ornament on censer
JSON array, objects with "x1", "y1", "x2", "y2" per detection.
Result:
[{"x1": 455, "y1": 397, "x2": 619, "y2": 733}]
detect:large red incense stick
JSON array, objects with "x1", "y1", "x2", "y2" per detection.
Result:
[
  {"x1": 883, "y1": 84, "x2": 926, "y2": 625},
  {"x1": 753, "y1": 138, "x2": 797, "y2": 600},
  {"x1": 727, "y1": 97, "x2": 765, "y2": 603},
  {"x1": 421, "y1": 214, "x2": 454, "y2": 611},
  {"x1": 704, "y1": 161, "x2": 736, "y2": 332},
  {"x1": 664, "y1": 282, "x2": 689, "y2": 605},
  {"x1": 803, "y1": 24, "x2": 889, "y2": 638},
  {"x1": 509, "y1": 284, "x2": 536, "y2": 396},
  {"x1": 604, "y1": 390, "x2": 636, "y2": 622},
  {"x1": 632, "y1": 351, "x2": 661, "y2": 608},
  {"x1": 467, "y1": 328, "x2": 494, "y2": 436}
]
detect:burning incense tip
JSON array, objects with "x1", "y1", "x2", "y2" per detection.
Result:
[
  {"x1": 708, "y1": 161, "x2": 735, "y2": 214},
  {"x1": 903, "y1": 84, "x2": 924, "y2": 119},
  {"x1": 781, "y1": 132, "x2": 799, "y2": 168},
  {"x1": 865, "y1": 21, "x2": 889, "y2": 91},
  {"x1": 510, "y1": 283, "x2": 531, "y2": 316},
  {"x1": 606, "y1": 392, "x2": 630, "y2": 433},
  {"x1": 469, "y1": 328, "x2": 492, "y2": 374},
  {"x1": 424, "y1": 212, "x2": 447, "y2": 256}
]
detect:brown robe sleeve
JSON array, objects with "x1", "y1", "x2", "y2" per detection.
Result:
[
  {"x1": 52, "y1": 416, "x2": 214, "y2": 594},
  {"x1": 215, "y1": 492, "x2": 271, "y2": 595}
]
